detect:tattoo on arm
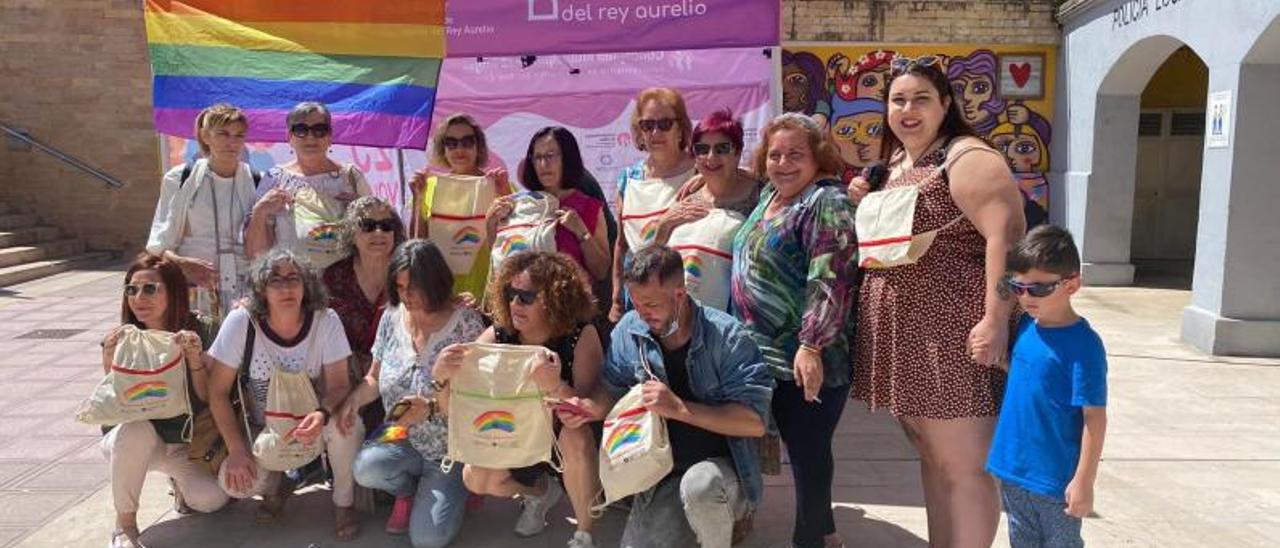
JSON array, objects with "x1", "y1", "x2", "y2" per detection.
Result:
[{"x1": 997, "y1": 274, "x2": 1013, "y2": 301}]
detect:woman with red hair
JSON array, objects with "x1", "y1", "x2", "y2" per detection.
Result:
[{"x1": 648, "y1": 109, "x2": 762, "y2": 312}]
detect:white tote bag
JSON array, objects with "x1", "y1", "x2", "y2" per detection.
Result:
[
  {"x1": 425, "y1": 174, "x2": 497, "y2": 275},
  {"x1": 620, "y1": 173, "x2": 683, "y2": 249},
  {"x1": 667, "y1": 208, "x2": 745, "y2": 311},
  {"x1": 76, "y1": 325, "x2": 190, "y2": 425},
  {"x1": 251, "y1": 324, "x2": 324, "y2": 471},
  {"x1": 442, "y1": 343, "x2": 556, "y2": 472},
  {"x1": 490, "y1": 191, "x2": 559, "y2": 272},
  {"x1": 593, "y1": 346, "x2": 672, "y2": 513}
]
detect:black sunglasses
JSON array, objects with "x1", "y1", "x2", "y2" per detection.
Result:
[
  {"x1": 503, "y1": 285, "x2": 539, "y2": 306},
  {"x1": 358, "y1": 217, "x2": 399, "y2": 233},
  {"x1": 890, "y1": 55, "x2": 942, "y2": 76},
  {"x1": 124, "y1": 283, "x2": 162, "y2": 297},
  {"x1": 1006, "y1": 275, "x2": 1076, "y2": 298},
  {"x1": 289, "y1": 123, "x2": 332, "y2": 139},
  {"x1": 693, "y1": 142, "x2": 735, "y2": 157},
  {"x1": 443, "y1": 135, "x2": 477, "y2": 150},
  {"x1": 638, "y1": 118, "x2": 677, "y2": 133}
]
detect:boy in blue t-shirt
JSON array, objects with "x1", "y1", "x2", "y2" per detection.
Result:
[{"x1": 988, "y1": 225, "x2": 1108, "y2": 548}]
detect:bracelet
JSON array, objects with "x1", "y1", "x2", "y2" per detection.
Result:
[
  {"x1": 315, "y1": 406, "x2": 332, "y2": 425},
  {"x1": 430, "y1": 379, "x2": 449, "y2": 392},
  {"x1": 799, "y1": 343, "x2": 823, "y2": 355}
]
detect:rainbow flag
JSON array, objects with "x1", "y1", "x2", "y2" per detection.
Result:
[{"x1": 143, "y1": 0, "x2": 444, "y2": 148}]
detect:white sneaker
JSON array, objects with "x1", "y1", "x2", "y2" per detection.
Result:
[
  {"x1": 567, "y1": 530, "x2": 597, "y2": 548},
  {"x1": 514, "y1": 476, "x2": 564, "y2": 537}
]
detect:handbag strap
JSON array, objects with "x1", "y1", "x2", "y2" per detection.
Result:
[
  {"x1": 634, "y1": 334, "x2": 660, "y2": 382},
  {"x1": 233, "y1": 319, "x2": 255, "y2": 438}
]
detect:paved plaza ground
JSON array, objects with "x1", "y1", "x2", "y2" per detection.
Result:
[{"x1": 0, "y1": 264, "x2": 1276, "y2": 547}]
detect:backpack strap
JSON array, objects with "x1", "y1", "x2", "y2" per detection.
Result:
[{"x1": 179, "y1": 163, "x2": 193, "y2": 189}]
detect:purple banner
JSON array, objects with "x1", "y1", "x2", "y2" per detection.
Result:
[{"x1": 446, "y1": 0, "x2": 780, "y2": 57}]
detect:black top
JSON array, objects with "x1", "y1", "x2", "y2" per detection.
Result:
[
  {"x1": 661, "y1": 341, "x2": 730, "y2": 472},
  {"x1": 495, "y1": 323, "x2": 590, "y2": 387}
]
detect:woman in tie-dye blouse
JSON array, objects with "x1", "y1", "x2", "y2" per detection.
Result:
[{"x1": 729, "y1": 113, "x2": 858, "y2": 548}]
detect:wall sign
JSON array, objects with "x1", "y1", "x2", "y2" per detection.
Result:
[{"x1": 1206, "y1": 90, "x2": 1232, "y2": 148}]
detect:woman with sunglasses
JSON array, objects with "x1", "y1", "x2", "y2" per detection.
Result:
[
  {"x1": 432, "y1": 251, "x2": 603, "y2": 548},
  {"x1": 205, "y1": 249, "x2": 364, "y2": 540},
  {"x1": 341, "y1": 240, "x2": 486, "y2": 547},
  {"x1": 647, "y1": 109, "x2": 761, "y2": 312},
  {"x1": 246, "y1": 101, "x2": 372, "y2": 268},
  {"x1": 609, "y1": 87, "x2": 697, "y2": 322},
  {"x1": 487, "y1": 127, "x2": 612, "y2": 286},
  {"x1": 730, "y1": 113, "x2": 858, "y2": 548},
  {"x1": 100, "y1": 252, "x2": 230, "y2": 548},
  {"x1": 146, "y1": 103, "x2": 259, "y2": 324},
  {"x1": 323, "y1": 196, "x2": 407, "y2": 431},
  {"x1": 852, "y1": 57, "x2": 1025, "y2": 548},
  {"x1": 410, "y1": 113, "x2": 513, "y2": 304}
]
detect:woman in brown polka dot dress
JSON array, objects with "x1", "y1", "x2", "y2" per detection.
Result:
[{"x1": 849, "y1": 58, "x2": 1025, "y2": 547}]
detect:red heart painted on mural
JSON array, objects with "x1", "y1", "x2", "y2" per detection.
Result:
[{"x1": 1009, "y1": 63, "x2": 1032, "y2": 88}]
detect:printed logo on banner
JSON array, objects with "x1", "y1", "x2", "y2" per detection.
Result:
[{"x1": 528, "y1": 0, "x2": 559, "y2": 21}]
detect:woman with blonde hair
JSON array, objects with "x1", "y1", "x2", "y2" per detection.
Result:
[
  {"x1": 146, "y1": 103, "x2": 260, "y2": 323},
  {"x1": 409, "y1": 113, "x2": 512, "y2": 303},
  {"x1": 609, "y1": 87, "x2": 697, "y2": 322}
]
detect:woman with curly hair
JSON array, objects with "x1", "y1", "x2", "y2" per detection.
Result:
[
  {"x1": 205, "y1": 248, "x2": 363, "y2": 540},
  {"x1": 431, "y1": 251, "x2": 604, "y2": 548}
]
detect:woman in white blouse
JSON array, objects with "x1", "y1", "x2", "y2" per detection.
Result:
[{"x1": 146, "y1": 103, "x2": 259, "y2": 322}]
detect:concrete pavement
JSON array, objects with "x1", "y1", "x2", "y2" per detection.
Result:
[{"x1": 1, "y1": 266, "x2": 1277, "y2": 547}]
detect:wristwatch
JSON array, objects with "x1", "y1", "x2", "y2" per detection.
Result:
[{"x1": 315, "y1": 406, "x2": 332, "y2": 425}]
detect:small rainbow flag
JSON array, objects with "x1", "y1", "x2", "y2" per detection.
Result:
[
  {"x1": 473, "y1": 411, "x2": 516, "y2": 434},
  {"x1": 143, "y1": 1, "x2": 444, "y2": 148},
  {"x1": 124, "y1": 381, "x2": 170, "y2": 403}
]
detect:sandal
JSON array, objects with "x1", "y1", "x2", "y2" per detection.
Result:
[
  {"x1": 108, "y1": 527, "x2": 147, "y2": 548},
  {"x1": 254, "y1": 476, "x2": 296, "y2": 525},
  {"x1": 334, "y1": 505, "x2": 362, "y2": 541}
]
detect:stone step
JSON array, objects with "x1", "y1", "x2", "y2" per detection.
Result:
[
  {"x1": 0, "y1": 213, "x2": 39, "y2": 231},
  {"x1": 0, "y1": 251, "x2": 115, "y2": 287},
  {"x1": 0, "y1": 239, "x2": 85, "y2": 269},
  {"x1": 0, "y1": 226, "x2": 60, "y2": 247}
]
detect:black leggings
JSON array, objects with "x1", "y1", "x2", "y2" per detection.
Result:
[{"x1": 772, "y1": 381, "x2": 850, "y2": 548}]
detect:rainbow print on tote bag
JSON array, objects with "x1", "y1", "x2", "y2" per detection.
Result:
[
  {"x1": 76, "y1": 325, "x2": 190, "y2": 425},
  {"x1": 442, "y1": 343, "x2": 556, "y2": 472}
]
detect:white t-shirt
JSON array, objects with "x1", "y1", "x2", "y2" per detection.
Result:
[
  {"x1": 176, "y1": 172, "x2": 250, "y2": 265},
  {"x1": 209, "y1": 307, "x2": 352, "y2": 424}
]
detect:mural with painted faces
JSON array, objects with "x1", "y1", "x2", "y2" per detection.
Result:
[
  {"x1": 829, "y1": 97, "x2": 885, "y2": 169},
  {"x1": 946, "y1": 50, "x2": 1006, "y2": 135}
]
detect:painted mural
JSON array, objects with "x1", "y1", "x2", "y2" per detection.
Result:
[{"x1": 783, "y1": 44, "x2": 1056, "y2": 220}]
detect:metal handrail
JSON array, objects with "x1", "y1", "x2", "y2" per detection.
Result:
[{"x1": 1, "y1": 122, "x2": 124, "y2": 189}]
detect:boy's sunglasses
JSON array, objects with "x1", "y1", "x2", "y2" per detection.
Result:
[
  {"x1": 1006, "y1": 275, "x2": 1076, "y2": 298},
  {"x1": 358, "y1": 217, "x2": 399, "y2": 233},
  {"x1": 693, "y1": 142, "x2": 735, "y2": 157},
  {"x1": 890, "y1": 55, "x2": 942, "y2": 76},
  {"x1": 443, "y1": 135, "x2": 477, "y2": 150},
  {"x1": 638, "y1": 118, "x2": 676, "y2": 133},
  {"x1": 503, "y1": 285, "x2": 539, "y2": 306},
  {"x1": 124, "y1": 283, "x2": 162, "y2": 297},
  {"x1": 289, "y1": 123, "x2": 332, "y2": 139}
]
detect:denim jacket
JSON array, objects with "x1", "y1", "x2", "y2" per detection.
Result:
[{"x1": 604, "y1": 300, "x2": 775, "y2": 508}]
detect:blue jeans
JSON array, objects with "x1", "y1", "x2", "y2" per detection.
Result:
[
  {"x1": 1000, "y1": 482, "x2": 1084, "y2": 548},
  {"x1": 353, "y1": 442, "x2": 467, "y2": 548},
  {"x1": 620, "y1": 458, "x2": 748, "y2": 548}
]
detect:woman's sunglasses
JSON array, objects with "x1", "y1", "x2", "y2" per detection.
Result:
[
  {"x1": 124, "y1": 283, "x2": 162, "y2": 297},
  {"x1": 890, "y1": 55, "x2": 942, "y2": 76},
  {"x1": 289, "y1": 123, "x2": 332, "y2": 139},
  {"x1": 693, "y1": 142, "x2": 735, "y2": 157},
  {"x1": 443, "y1": 135, "x2": 477, "y2": 150},
  {"x1": 1006, "y1": 275, "x2": 1076, "y2": 298},
  {"x1": 503, "y1": 285, "x2": 539, "y2": 306},
  {"x1": 638, "y1": 118, "x2": 677, "y2": 133},
  {"x1": 358, "y1": 217, "x2": 399, "y2": 233}
]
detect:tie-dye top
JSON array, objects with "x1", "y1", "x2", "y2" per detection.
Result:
[{"x1": 729, "y1": 181, "x2": 858, "y2": 386}]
